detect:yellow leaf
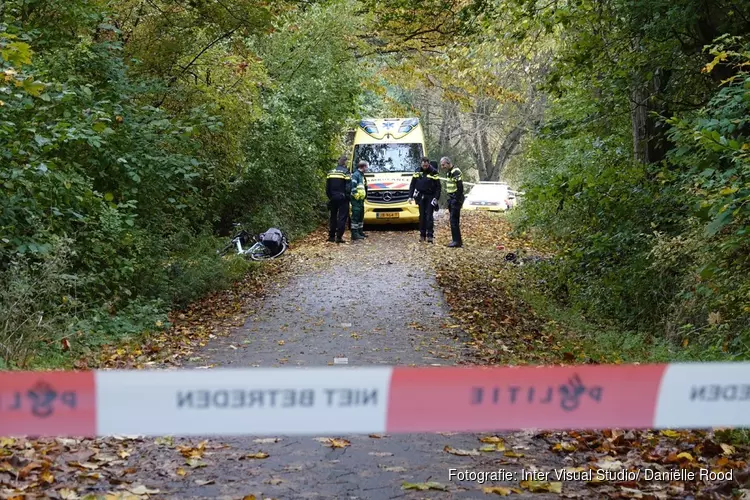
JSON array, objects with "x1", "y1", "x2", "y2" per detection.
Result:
[
  {"x1": 329, "y1": 438, "x2": 351, "y2": 448},
  {"x1": 176, "y1": 467, "x2": 187, "y2": 477},
  {"x1": 520, "y1": 480, "x2": 562, "y2": 493},
  {"x1": 552, "y1": 442, "x2": 577, "y2": 452},
  {"x1": 0, "y1": 437, "x2": 15, "y2": 448},
  {"x1": 278, "y1": 340, "x2": 285, "y2": 345},
  {"x1": 444, "y1": 445, "x2": 480, "y2": 456},
  {"x1": 702, "y1": 52, "x2": 728, "y2": 74},
  {"x1": 402, "y1": 481, "x2": 448, "y2": 491},
  {"x1": 676, "y1": 452, "x2": 694, "y2": 462},
  {"x1": 483, "y1": 486, "x2": 513, "y2": 495},
  {"x1": 721, "y1": 443, "x2": 735, "y2": 455},
  {"x1": 245, "y1": 452, "x2": 270, "y2": 459},
  {"x1": 40, "y1": 470, "x2": 55, "y2": 484},
  {"x1": 480, "y1": 443, "x2": 506, "y2": 452},
  {"x1": 660, "y1": 430, "x2": 681, "y2": 438},
  {"x1": 479, "y1": 436, "x2": 505, "y2": 444},
  {"x1": 504, "y1": 451, "x2": 524, "y2": 458}
]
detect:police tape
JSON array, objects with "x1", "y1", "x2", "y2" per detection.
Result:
[{"x1": 1, "y1": 363, "x2": 748, "y2": 437}]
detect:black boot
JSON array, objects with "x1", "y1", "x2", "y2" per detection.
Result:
[
  {"x1": 447, "y1": 241, "x2": 462, "y2": 248},
  {"x1": 327, "y1": 234, "x2": 335, "y2": 242},
  {"x1": 420, "y1": 236, "x2": 426, "y2": 243},
  {"x1": 427, "y1": 237, "x2": 434, "y2": 244}
]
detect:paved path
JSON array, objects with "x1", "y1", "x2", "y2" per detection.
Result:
[{"x1": 110, "y1": 227, "x2": 567, "y2": 499}]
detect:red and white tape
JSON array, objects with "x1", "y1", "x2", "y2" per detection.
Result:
[{"x1": 1, "y1": 363, "x2": 748, "y2": 436}]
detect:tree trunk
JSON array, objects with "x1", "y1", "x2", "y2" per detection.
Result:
[
  {"x1": 630, "y1": 69, "x2": 671, "y2": 165},
  {"x1": 488, "y1": 126, "x2": 524, "y2": 181},
  {"x1": 630, "y1": 81, "x2": 650, "y2": 164}
]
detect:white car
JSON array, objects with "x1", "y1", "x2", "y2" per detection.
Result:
[{"x1": 462, "y1": 182, "x2": 511, "y2": 212}]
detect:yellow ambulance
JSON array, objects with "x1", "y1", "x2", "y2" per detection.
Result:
[{"x1": 350, "y1": 118, "x2": 426, "y2": 225}]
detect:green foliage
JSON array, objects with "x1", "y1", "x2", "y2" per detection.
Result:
[
  {"x1": 513, "y1": 0, "x2": 750, "y2": 358},
  {"x1": 0, "y1": 0, "x2": 364, "y2": 366}
]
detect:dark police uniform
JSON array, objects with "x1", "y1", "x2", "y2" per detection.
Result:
[
  {"x1": 409, "y1": 165, "x2": 441, "y2": 242},
  {"x1": 326, "y1": 165, "x2": 351, "y2": 242},
  {"x1": 445, "y1": 165, "x2": 464, "y2": 246}
]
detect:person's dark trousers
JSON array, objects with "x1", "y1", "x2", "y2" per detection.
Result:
[
  {"x1": 417, "y1": 197, "x2": 435, "y2": 238},
  {"x1": 328, "y1": 199, "x2": 349, "y2": 239},
  {"x1": 449, "y1": 197, "x2": 462, "y2": 244}
]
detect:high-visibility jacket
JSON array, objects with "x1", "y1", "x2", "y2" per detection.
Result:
[
  {"x1": 351, "y1": 169, "x2": 367, "y2": 201},
  {"x1": 445, "y1": 166, "x2": 464, "y2": 201}
]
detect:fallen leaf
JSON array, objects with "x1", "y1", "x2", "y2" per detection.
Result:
[
  {"x1": 40, "y1": 470, "x2": 55, "y2": 484},
  {"x1": 59, "y1": 489, "x2": 80, "y2": 500},
  {"x1": 483, "y1": 486, "x2": 514, "y2": 496},
  {"x1": 660, "y1": 430, "x2": 681, "y2": 439},
  {"x1": 278, "y1": 340, "x2": 285, "y2": 345},
  {"x1": 402, "y1": 481, "x2": 448, "y2": 491},
  {"x1": 314, "y1": 437, "x2": 350, "y2": 448},
  {"x1": 444, "y1": 445, "x2": 480, "y2": 456},
  {"x1": 721, "y1": 443, "x2": 735, "y2": 455},
  {"x1": 328, "y1": 439, "x2": 350, "y2": 448},
  {"x1": 127, "y1": 485, "x2": 161, "y2": 495},
  {"x1": 176, "y1": 467, "x2": 187, "y2": 477},
  {"x1": 552, "y1": 442, "x2": 577, "y2": 452},
  {"x1": 480, "y1": 442, "x2": 507, "y2": 452},
  {"x1": 520, "y1": 480, "x2": 562, "y2": 493},
  {"x1": 243, "y1": 452, "x2": 270, "y2": 459},
  {"x1": 369, "y1": 452, "x2": 393, "y2": 457},
  {"x1": 19, "y1": 461, "x2": 42, "y2": 479},
  {"x1": 504, "y1": 451, "x2": 524, "y2": 458},
  {"x1": 195, "y1": 479, "x2": 215, "y2": 486},
  {"x1": 186, "y1": 458, "x2": 207, "y2": 468},
  {"x1": 479, "y1": 436, "x2": 505, "y2": 444}
]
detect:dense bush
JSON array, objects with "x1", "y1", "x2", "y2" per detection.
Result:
[
  {"x1": 0, "y1": 1, "x2": 363, "y2": 367},
  {"x1": 517, "y1": 35, "x2": 750, "y2": 358}
]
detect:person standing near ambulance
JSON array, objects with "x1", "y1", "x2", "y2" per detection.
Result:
[
  {"x1": 350, "y1": 160, "x2": 369, "y2": 241},
  {"x1": 408, "y1": 157, "x2": 441, "y2": 243},
  {"x1": 326, "y1": 155, "x2": 351, "y2": 243}
]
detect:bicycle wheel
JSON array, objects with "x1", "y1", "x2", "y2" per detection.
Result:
[
  {"x1": 248, "y1": 243, "x2": 272, "y2": 261},
  {"x1": 272, "y1": 241, "x2": 288, "y2": 258}
]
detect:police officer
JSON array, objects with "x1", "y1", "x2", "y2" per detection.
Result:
[
  {"x1": 408, "y1": 157, "x2": 441, "y2": 243},
  {"x1": 441, "y1": 156, "x2": 463, "y2": 247},
  {"x1": 326, "y1": 155, "x2": 351, "y2": 243},
  {"x1": 350, "y1": 160, "x2": 368, "y2": 241}
]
